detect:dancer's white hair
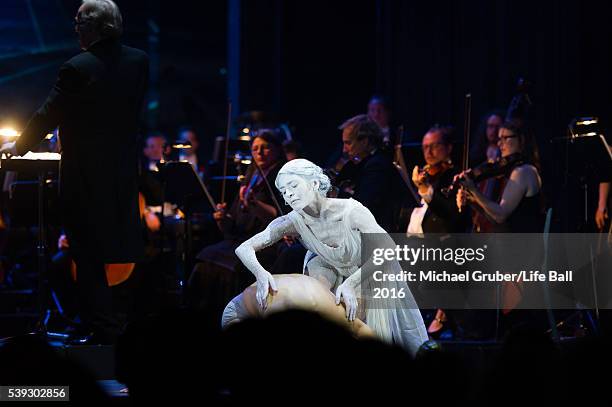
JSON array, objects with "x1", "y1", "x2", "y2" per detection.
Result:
[{"x1": 275, "y1": 159, "x2": 331, "y2": 198}]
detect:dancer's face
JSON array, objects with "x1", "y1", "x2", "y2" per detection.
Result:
[{"x1": 276, "y1": 173, "x2": 318, "y2": 211}]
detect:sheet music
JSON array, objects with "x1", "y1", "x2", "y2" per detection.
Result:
[{"x1": 10, "y1": 152, "x2": 61, "y2": 161}]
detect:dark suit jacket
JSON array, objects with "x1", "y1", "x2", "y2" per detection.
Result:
[
  {"x1": 346, "y1": 150, "x2": 404, "y2": 231},
  {"x1": 16, "y1": 38, "x2": 149, "y2": 263},
  {"x1": 417, "y1": 167, "x2": 469, "y2": 234}
]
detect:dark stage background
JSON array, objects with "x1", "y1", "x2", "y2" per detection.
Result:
[{"x1": 0, "y1": 0, "x2": 610, "y2": 232}]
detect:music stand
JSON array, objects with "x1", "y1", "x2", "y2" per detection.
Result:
[
  {"x1": 0, "y1": 154, "x2": 62, "y2": 335},
  {"x1": 159, "y1": 161, "x2": 214, "y2": 299},
  {"x1": 556, "y1": 119, "x2": 612, "y2": 329},
  {"x1": 562, "y1": 118, "x2": 611, "y2": 232}
]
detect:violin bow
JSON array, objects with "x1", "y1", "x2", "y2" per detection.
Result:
[
  {"x1": 462, "y1": 93, "x2": 472, "y2": 170},
  {"x1": 220, "y1": 100, "x2": 232, "y2": 205},
  {"x1": 252, "y1": 160, "x2": 285, "y2": 216},
  {"x1": 393, "y1": 125, "x2": 421, "y2": 205}
]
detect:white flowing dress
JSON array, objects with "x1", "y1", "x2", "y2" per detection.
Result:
[{"x1": 287, "y1": 198, "x2": 428, "y2": 356}]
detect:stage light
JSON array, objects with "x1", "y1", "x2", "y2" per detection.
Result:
[
  {"x1": 569, "y1": 117, "x2": 600, "y2": 139},
  {"x1": 0, "y1": 127, "x2": 19, "y2": 138},
  {"x1": 172, "y1": 143, "x2": 192, "y2": 149},
  {"x1": 242, "y1": 127, "x2": 250, "y2": 134}
]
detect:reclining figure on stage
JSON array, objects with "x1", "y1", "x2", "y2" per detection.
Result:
[
  {"x1": 227, "y1": 159, "x2": 428, "y2": 355},
  {"x1": 222, "y1": 273, "x2": 376, "y2": 340}
]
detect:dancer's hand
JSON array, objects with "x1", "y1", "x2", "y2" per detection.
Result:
[
  {"x1": 256, "y1": 271, "x2": 278, "y2": 310},
  {"x1": 336, "y1": 282, "x2": 358, "y2": 321}
]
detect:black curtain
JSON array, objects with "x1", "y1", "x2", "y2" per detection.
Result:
[{"x1": 240, "y1": 0, "x2": 612, "y2": 231}]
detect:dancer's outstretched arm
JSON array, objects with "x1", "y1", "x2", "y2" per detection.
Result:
[{"x1": 235, "y1": 215, "x2": 298, "y2": 309}]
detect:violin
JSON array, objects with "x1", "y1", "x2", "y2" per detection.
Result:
[
  {"x1": 447, "y1": 153, "x2": 524, "y2": 193},
  {"x1": 467, "y1": 153, "x2": 524, "y2": 183},
  {"x1": 419, "y1": 159, "x2": 454, "y2": 184}
]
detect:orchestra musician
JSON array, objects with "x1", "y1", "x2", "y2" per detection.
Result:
[
  {"x1": 409, "y1": 125, "x2": 467, "y2": 235},
  {"x1": 469, "y1": 111, "x2": 504, "y2": 166},
  {"x1": 188, "y1": 131, "x2": 286, "y2": 318},
  {"x1": 469, "y1": 110, "x2": 505, "y2": 232},
  {"x1": 367, "y1": 95, "x2": 393, "y2": 148},
  {"x1": 455, "y1": 120, "x2": 543, "y2": 233},
  {"x1": 176, "y1": 126, "x2": 204, "y2": 176},
  {"x1": 0, "y1": 0, "x2": 149, "y2": 344},
  {"x1": 336, "y1": 114, "x2": 404, "y2": 231},
  {"x1": 408, "y1": 125, "x2": 469, "y2": 336},
  {"x1": 455, "y1": 120, "x2": 545, "y2": 333}
]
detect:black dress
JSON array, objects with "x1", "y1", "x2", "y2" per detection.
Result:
[{"x1": 504, "y1": 193, "x2": 544, "y2": 233}]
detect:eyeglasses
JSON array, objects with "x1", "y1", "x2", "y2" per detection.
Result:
[{"x1": 422, "y1": 142, "x2": 445, "y2": 152}]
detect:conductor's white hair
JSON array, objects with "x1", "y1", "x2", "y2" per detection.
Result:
[
  {"x1": 275, "y1": 159, "x2": 332, "y2": 198},
  {"x1": 81, "y1": 0, "x2": 123, "y2": 39}
]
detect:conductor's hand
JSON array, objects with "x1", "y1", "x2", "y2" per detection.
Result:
[
  {"x1": 256, "y1": 271, "x2": 278, "y2": 310},
  {"x1": 0, "y1": 142, "x2": 17, "y2": 156},
  {"x1": 596, "y1": 205, "x2": 608, "y2": 231},
  {"x1": 336, "y1": 281, "x2": 358, "y2": 321},
  {"x1": 213, "y1": 202, "x2": 227, "y2": 221}
]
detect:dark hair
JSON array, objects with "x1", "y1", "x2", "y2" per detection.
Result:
[
  {"x1": 426, "y1": 124, "x2": 454, "y2": 145},
  {"x1": 500, "y1": 119, "x2": 541, "y2": 171},
  {"x1": 177, "y1": 125, "x2": 196, "y2": 137},
  {"x1": 469, "y1": 110, "x2": 505, "y2": 165},
  {"x1": 368, "y1": 95, "x2": 391, "y2": 112},
  {"x1": 146, "y1": 132, "x2": 167, "y2": 144},
  {"x1": 338, "y1": 114, "x2": 384, "y2": 148},
  {"x1": 252, "y1": 130, "x2": 283, "y2": 150}
]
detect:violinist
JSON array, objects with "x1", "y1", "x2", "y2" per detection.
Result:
[
  {"x1": 409, "y1": 125, "x2": 469, "y2": 338},
  {"x1": 189, "y1": 131, "x2": 286, "y2": 318},
  {"x1": 455, "y1": 120, "x2": 543, "y2": 233},
  {"x1": 408, "y1": 125, "x2": 468, "y2": 234},
  {"x1": 456, "y1": 121, "x2": 545, "y2": 333}
]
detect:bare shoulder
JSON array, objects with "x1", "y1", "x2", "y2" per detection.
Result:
[
  {"x1": 512, "y1": 163, "x2": 538, "y2": 178},
  {"x1": 269, "y1": 214, "x2": 298, "y2": 233},
  {"x1": 510, "y1": 164, "x2": 541, "y2": 194}
]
